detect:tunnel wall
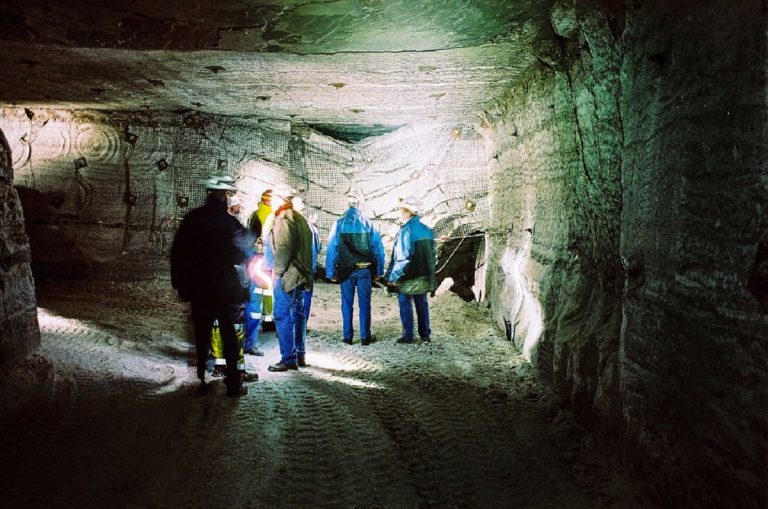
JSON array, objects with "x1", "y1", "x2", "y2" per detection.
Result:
[
  {"x1": 619, "y1": 0, "x2": 767, "y2": 505},
  {"x1": 1, "y1": 109, "x2": 488, "y2": 280},
  {"x1": 0, "y1": 127, "x2": 40, "y2": 367},
  {"x1": 484, "y1": 0, "x2": 624, "y2": 432},
  {"x1": 486, "y1": 0, "x2": 767, "y2": 505}
]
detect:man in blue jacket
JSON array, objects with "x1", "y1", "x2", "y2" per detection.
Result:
[
  {"x1": 325, "y1": 196, "x2": 385, "y2": 346},
  {"x1": 385, "y1": 196, "x2": 436, "y2": 344}
]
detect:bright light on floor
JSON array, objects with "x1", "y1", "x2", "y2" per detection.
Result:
[
  {"x1": 309, "y1": 369, "x2": 382, "y2": 390},
  {"x1": 36, "y1": 307, "x2": 185, "y2": 388},
  {"x1": 37, "y1": 307, "x2": 80, "y2": 330},
  {"x1": 302, "y1": 351, "x2": 379, "y2": 373}
]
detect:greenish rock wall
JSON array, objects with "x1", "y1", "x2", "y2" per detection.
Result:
[
  {"x1": 486, "y1": 0, "x2": 767, "y2": 505},
  {"x1": 485, "y1": 0, "x2": 624, "y2": 433}
]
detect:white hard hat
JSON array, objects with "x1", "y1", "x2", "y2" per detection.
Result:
[
  {"x1": 273, "y1": 184, "x2": 297, "y2": 200},
  {"x1": 400, "y1": 196, "x2": 423, "y2": 214},
  {"x1": 203, "y1": 176, "x2": 237, "y2": 191}
]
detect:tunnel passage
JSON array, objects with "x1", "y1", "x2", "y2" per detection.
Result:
[
  {"x1": 433, "y1": 222, "x2": 486, "y2": 301},
  {"x1": 0, "y1": 110, "x2": 491, "y2": 287},
  {"x1": 0, "y1": 0, "x2": 765, "y2": 507}
]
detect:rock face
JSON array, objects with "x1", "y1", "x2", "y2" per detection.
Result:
[
  {"x1": 0, "y1": 109, "x2": 490, "y2": 287},
  {"x1": 619, "y1": 1, "x2": 767, "y2": 505},
  {"x1": 0, "y1": 0, "x2": 549, "y2": 126},
  {"x1": 485, "y1": 0, "x2": 624, "y2": 435},
  {"x1": 486, "y1": 0, "x2": 767, "y2": 506},
  {"x1": 0, "y1": 127, "x2": 40, "y2": 366}
]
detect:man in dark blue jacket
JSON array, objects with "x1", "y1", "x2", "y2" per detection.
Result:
[
  {"x1": 326, "y1": 196, "x2": 385, "y2": 345},
  {"x1": 386, "y1": 196, "x2": 436, "y2": 344},
  {"x1": 170, "y1": 176, "x2": 254, "y2": 397}
]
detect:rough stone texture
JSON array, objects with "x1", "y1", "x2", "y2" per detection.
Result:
[
  {"x1": 1, "y1": 108, "x2": 489, "y2": 282},
  {"x1": 0, "y1": 43, "x2": 537, "y2": 127},
  {"x1": 485, "y1": 0, "x2": 624, "y2": 433},
  {"x1": 619, "y1": 1, "x2": 767, "y2": 506},
  {"x1": 0, "y1": 127, "x2": 40, "y2": 367},
  {"x1": 486, "y1": 0, "x2": 767, "y2": 506},
  {"x1": 0, "y1": 0, "x2": 555, "y2": 54},
  {"x1": 0, "y1": 0, "x2": 557, "y2": 126}
]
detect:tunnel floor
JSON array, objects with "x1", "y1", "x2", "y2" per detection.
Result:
[{"x1": 0, "y1": 277, "x2": 640, "y2": 508}]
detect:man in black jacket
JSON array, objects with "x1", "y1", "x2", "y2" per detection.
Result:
[{"x1": 170, "y1": 176, "x2": 254, "y2": 397}]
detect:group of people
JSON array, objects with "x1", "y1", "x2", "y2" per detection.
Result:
[{"x1": 170, "y1": 175, "x2": 435, "y2": 398}]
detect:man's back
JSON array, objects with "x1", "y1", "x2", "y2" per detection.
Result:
[
  {"x1": 171, "y1": 198, "x2": 250, "y2": 303},
  {"x1": 388, "y1": 216, "x2": 436, "y2": 295},
  {"x1": 326, "y1": 208, "x2": 385, "y2": 278},
  {"x1": 271, "y1": 208, "x2": 314, "y2": 292}
]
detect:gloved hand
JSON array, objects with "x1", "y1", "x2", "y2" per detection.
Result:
[{"x1": 384, "y1": 280, "x2": 400, "y2": 294}]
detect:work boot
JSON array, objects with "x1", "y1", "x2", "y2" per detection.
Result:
[
  {"x1": 226, "y1": 385, "x2": 248, "y2": 398},
  {"x1": 240, "y1": 370, "x2": 259, "y2": 382},
  {"x1": 268, "y1": 362, "x2": 298, "y2": 372},
  {"x1": 245, "y1": 347, "x2": 265, "y2": 356},
  {"x1": 396, "y1": 337, "x2": 414, "y2": 344},
  {"x1": 211, "y1": 365, "x2": 226, "y2": 378},
  {"x1": 297, "y1": 356, "x2": 307, "y2": 367},
  {"x1": 342, "y1": 338, "x2": 353, "y2": 345},
  {"x1": 196, "y1": 380, "x2": 213, "y2": 395}
]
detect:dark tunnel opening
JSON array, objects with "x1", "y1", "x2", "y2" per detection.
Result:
[{"x1": 435, "y1": 225, "x2": 485, "y2": 302}]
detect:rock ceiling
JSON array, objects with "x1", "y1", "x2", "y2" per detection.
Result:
[{"x1": 0, "y1": 0, "x2": 557, "y2": 127}]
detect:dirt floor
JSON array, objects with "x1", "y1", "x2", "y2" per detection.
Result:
[{"x1": 0, "y1": 275, "x2": 645, "y2": 508}]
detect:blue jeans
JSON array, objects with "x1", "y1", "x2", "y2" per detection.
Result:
[
  {"x1": 340, "y1": 268, "x2": 373, "y2": 340},
  {"x1": 303, "y1": 288, "x2": 314, "y2": 338},
  {"x1": 398, "y1": 293, "x2": 431, "y2": 340},
  {"x1": 273, "y1": 277, "x2": 306, "y2": 366},
  {"x1": 244, "y1": 284, "x2": 264, "y2": 351}
]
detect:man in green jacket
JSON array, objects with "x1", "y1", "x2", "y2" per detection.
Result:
[{"x1": 266, "y1": 184, "x2": 314, "y2": 371}]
